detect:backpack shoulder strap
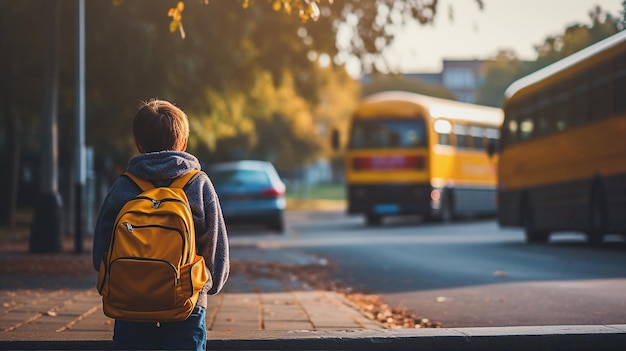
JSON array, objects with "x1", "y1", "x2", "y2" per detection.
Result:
[
  {"x1": 170, "y1": 169, "x2": 201, "y2": 189},
  {"x1": 122, "y1": 172, "x2": 155, "y2": 192}
]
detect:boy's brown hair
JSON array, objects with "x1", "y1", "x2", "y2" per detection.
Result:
[{"x1": 133, "y1": 99, "x2": 189, "y2": 153}]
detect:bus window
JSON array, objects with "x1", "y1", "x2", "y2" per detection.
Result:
[
  {"x1": 434, "y1": 119, "x2": 452, "y2": 146},
  {"x1": 351, "y1": 127, "x2": 365, "y2": 148},
  {"x1": 507, "y1": 119, "x2": 518, "y2": 144},
  {"x1": 572, "y1": 72, "x2": 590, "y2": 125},
  {"x1": 518, "y1": 102, "x2": 534, "y2": 140},
  {"x1": 537, "y1": 118, "x2": 550, "y2": 136},
  {"x1": 520, "y1": 119, "x2": 534, "y2": 140},
  {"x1": 470, "y1": 126, "x2": 485, "y2": 150},
  {"x1": 503, "y1": 105, "x2": 519, "y2": 146},
  {"x1": 405, "y1": 129, "x2": 421, "y2": 147},
  {"x1": 535, "y1": 94, "x2": 552, "y2": 136},
  {"x1": 614, "y1": 53, "x2": 626, "y2": 113},
  {"x1": 553, "y1": 82, "x2": 570, "y2": 132},
  {"x1": 589, "y1": 64, "x2": 611, "y2": 121},
  {"x1": 348, "y1": 118, "x2": 428, "y2": 149},
  {"x1": 486, "y1": 127, "x2": 500, "y2": 155},
  {"x1": 373, "y1": 129, "x2": 391, "y2": 147},
  {"x1": 454, "y1": 124, "x2": 469, "y2": 148}
]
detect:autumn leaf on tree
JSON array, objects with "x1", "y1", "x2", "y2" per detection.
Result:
[
  {"x1": 165, "y1": 0, "x2": 330, "y2": 39},
  {"x1": 168, "y1": 1, "x2": 185, "y2": 39}
]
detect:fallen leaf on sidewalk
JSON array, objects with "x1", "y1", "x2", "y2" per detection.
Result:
[{"x1": 231, "y1": 259, "x2": 442, "y2": 329}]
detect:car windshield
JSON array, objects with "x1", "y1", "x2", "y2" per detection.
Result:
[
  {"x1": 348, "y1": 118, "x2": 427, "y2": 149},
  {"x1": 209, "y1": 169, "x2": 271, "y2": 186}
]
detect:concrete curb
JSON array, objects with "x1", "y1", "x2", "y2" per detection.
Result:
[{"x1": 2, "y1": 325, "x2": 625, "y2": 350}]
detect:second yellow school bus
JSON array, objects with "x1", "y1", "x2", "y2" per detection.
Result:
[
  {"x1": 497, "y1": 30, "x2": 626, "y2": 244},
  {"x1": 345, "y1": 91, "x2": 503, "y2": 225}
]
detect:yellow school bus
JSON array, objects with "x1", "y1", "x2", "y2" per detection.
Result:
[
  {"x1": 497, "y1": 30, "x2": 626, "y2": 244},
  {"x1": 345, "y1": 91, "x2": 503, "y2": 225}
]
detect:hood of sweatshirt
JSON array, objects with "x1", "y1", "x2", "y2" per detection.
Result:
[{"x1": 126, "y1": 151, "x2": 201, "y2": 180}]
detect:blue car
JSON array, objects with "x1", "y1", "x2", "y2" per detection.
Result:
[{"x1": 207, "y1": 160, "x2": 286, "y2": 232}]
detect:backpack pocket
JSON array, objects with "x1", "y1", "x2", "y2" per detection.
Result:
[
  {"x1": 178, "y1": 255, "x2": 209, "y2": 300},
  {"x1": 96, "y1": 259, "x2": 106, "y2": 295},
  {"x1": 108, "y1": 258, "x2": 179, "y2": 312}
]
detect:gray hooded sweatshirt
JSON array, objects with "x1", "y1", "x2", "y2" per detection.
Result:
[{"x1": 92, "y1": 151, "x2": 229, "y2": 308}]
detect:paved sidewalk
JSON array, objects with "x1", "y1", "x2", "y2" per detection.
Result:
[
  {"x1": 0, "y1": 233, "x2": 384, "y2": 349},
  {"x1": 0, "y1": 287, "x2": 382, "y2": 337}
]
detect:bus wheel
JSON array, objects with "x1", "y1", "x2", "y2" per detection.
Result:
[
  {"x1": 366, "y1": 214, "x2": 382, "y2": 226},
  {"x1": 587, "y1": 184, "x2": 606, "y2": 245},
  {"x1": 523, "y1": 200, "x2": 549, "y2": 243},
  {"x1": 441, "y1": 201, "x2": 454, "y2": 223},
  {"x1": 441, "y1": 195, "x2": 454, "y2": 223}
]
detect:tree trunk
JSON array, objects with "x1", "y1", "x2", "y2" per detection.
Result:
[
  {"x1": 1, "y1": 112, "x2": 20, "y2": 228},
  {"x1": 29, "y1": 0, "x2": 63, "y2": 253},
  {"x1": 0, "y1": 3, "x2": 20, "y2": 227}
]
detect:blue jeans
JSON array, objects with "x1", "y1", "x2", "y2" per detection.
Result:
[{"x1": 113, "y1": 306, "x2": 206, "y2": 351}]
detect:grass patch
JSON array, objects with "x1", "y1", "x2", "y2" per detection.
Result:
[
  {"x1": 285, "y1": 183, "x2": 346, "y2": 211},
  {"x1": 286, "y1": 183, "x2": 345, "y2": 200}
]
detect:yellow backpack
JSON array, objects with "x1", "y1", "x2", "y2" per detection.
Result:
[{"x1": 97, "y1": 170, "x2": 210, "y2": 322}]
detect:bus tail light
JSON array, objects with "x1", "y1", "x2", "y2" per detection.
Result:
[
  {"x1": 411, "y1": 156, "x2": 426, "y2": 170},
  {"x1": 352, "y1": 157, "x2": 363, "y2": 171},
  {"x1": 431, "y1": 189, "x2": 441, "y2": 201}
]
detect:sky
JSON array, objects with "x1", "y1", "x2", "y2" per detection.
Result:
[{"x1": 344, "y1": 0, "x2": 624, "y2": 75}]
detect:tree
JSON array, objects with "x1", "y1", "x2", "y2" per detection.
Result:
[
  {"x1": 29, "y1": 0, "x2": 64, "y2": 253},
  {"x1": 131, "y1": 0, "x2": 485, "y2": 74},
  {"x1": 312, "y1": 64, "x2": 360, "y2": 182},
  {"x1": 0, "y1": 2, "x2": 46, "y2": 227},
  {"x1": 475, "y1": 50, "x2": 531, "y2": 107}
]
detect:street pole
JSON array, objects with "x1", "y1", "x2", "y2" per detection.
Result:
[{"x1": 74, "y1": 0, "x2": 86, "y2": 254}]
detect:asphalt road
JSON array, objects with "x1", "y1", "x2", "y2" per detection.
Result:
[{"x1": 228, "y1": 211, "x2": 626, "y2": 328}]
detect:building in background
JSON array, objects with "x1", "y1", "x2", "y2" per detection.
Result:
[{"x1": 406, "y1": 59, "x2": 486, "y2": 103}]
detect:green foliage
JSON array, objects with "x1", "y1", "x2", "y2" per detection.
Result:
[
  {"x1": 286, "y1": 183, "x2": 345, "y2": 200},
  {"x1": 145, "y1": 0, "x2": 485, "y2": 74},
  {"x1": 475, "y1": 50, "x2": 533, "y2": 107},
  {"x1": 84, "y1": 0, "x2": 336, "y2": 167},
  {"x1": 199, "y1": 71, "x2": 331, "y2": 168}
]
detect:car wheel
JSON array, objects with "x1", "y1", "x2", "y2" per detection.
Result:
[{"x1": 268, "y1": 214, "x2": 284, "y2": 233}]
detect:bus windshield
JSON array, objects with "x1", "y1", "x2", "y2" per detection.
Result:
[{"x1": 349, "y1": 118, "x2": 427, "y2": 149}]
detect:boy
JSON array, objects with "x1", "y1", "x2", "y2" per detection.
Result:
[{"x1": 93, "y1": 99, "x2": 229, "y2": 350}]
